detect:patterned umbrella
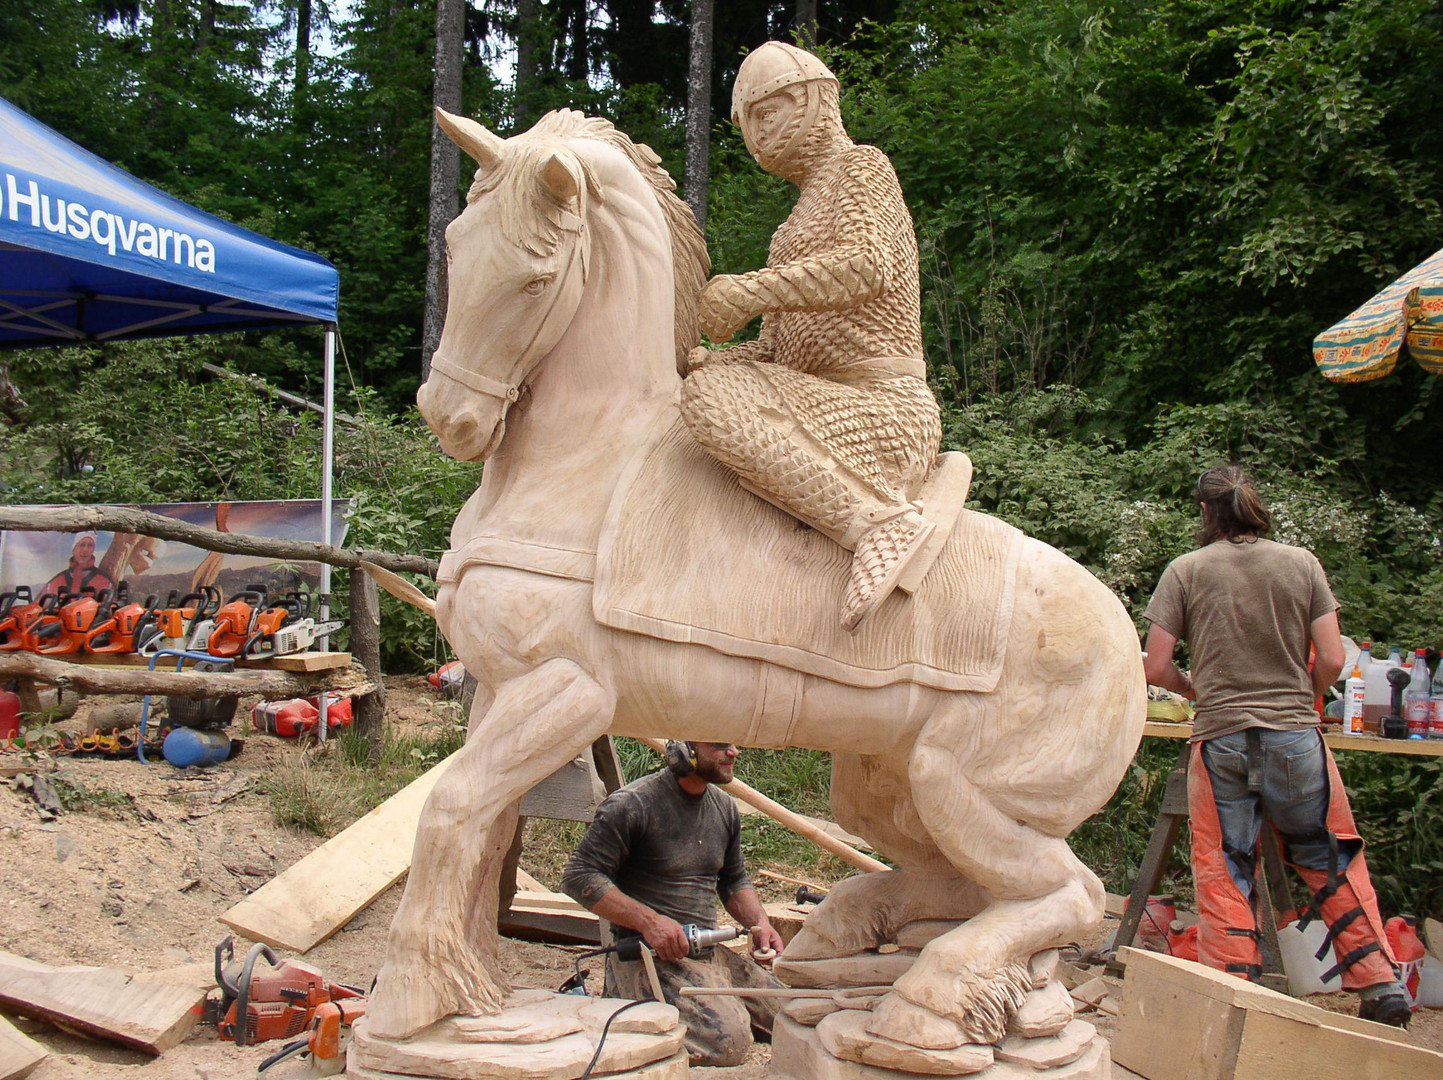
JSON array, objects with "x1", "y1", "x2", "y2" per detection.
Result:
[{"x1": 1314, "y1": 246, "x2": 1443, "y2": 382}]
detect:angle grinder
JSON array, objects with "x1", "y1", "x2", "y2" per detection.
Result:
[{"x1": 612, "y1": 923, "x2": 742, "y2": 961}]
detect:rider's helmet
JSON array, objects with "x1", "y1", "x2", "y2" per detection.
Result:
[{"x1": 732, "y1": 42, "x2": 842, "y2": 176}]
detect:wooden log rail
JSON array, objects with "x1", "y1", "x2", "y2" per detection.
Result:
[
  {"x1": 0, "y1": 652, "x2": 376, "y2": 700},
  {"x1": 0, "y1": 506, "x2": 437, "y2": 579}
]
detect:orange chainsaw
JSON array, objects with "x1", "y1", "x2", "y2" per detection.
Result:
[
  {"x1": 215, "y1": 937, "x2": 365, "y2": 1049},
  {"x1": 208, "y1": 588, "x2": 342, "y2": 659},
  {"x1": 138, "y1": 587, "x2": 220, "y2": 655},
  {"x1": 0, "y1": 587, "x2": 39, "y2": 650},
  {"x1": 32, "y1": 586, "x2": 115, "y2": 655},
  {"x1": 84, "y1": 584, "x2": 162, "y2": 654}
]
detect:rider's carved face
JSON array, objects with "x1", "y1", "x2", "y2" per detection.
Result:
[{"x1": 741, "y1": 86, "x2": 808, "y2": 174}]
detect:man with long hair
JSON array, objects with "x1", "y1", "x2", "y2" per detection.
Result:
[{"x1": 1142, "y1": 465, "x2": 1409, "y2": 1025}]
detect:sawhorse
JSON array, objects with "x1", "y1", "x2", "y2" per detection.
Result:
[{"x1": 1106, "y1": 743, "x2": 1295, "y2": 994}]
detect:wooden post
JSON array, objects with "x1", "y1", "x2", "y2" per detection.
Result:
[{"x1": 350, "y1": 567, "x2": 386, "y2": 761}]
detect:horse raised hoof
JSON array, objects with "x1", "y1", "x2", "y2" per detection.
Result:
[{"x1": 783, "y1": 870, "x2": 978, "y2": 962}]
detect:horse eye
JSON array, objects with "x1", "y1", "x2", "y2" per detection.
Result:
[{"x1": 523, "y1": 276, "x2": 552, "y2": 296}]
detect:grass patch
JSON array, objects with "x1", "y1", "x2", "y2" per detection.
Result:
[
  {"x1": 261, "y1": 715, "x2": 468, "y2": 837},
  {"x1": 49, "y1": 775, "x2": 137, "y2": 820}
]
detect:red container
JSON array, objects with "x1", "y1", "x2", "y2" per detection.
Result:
[{"x1": 0, "y1": 689, "x2": 20, "y2": 741}]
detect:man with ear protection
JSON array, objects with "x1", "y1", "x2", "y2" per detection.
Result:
[{"x1": 561, "y1": 740, "x2": 786, "y2": 1066}]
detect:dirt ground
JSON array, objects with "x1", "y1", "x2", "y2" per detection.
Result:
[{"x1": 1, "y1": 678, "x2": 1439, "y2": 1079}]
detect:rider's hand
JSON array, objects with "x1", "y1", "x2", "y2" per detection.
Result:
[
  {"x1": 642, "y1": 915, "x2": 691, "y2": 963},
  {"x1": 685, "y1": 344, "x2": 713, "y2": 374},
  {"x1": 698, "y1": 274, "x2": 754, "y2": 343}
]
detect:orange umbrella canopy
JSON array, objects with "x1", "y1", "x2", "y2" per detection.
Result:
[{"x1": 1314, "y1": 246, "x2": 1443, "y2": 382}]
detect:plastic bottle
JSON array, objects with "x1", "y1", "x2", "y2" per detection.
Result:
[
  {"x1": 1279, "y1": 919, "x2": 1343, "y2": 996},
  {"x1": 1405, "y1": 649, "x2": 1432, "y2": 738},
  {"x1": 1430, "y1": 652, "x2": 1443, "y2": 740},
  {"x1": 1363, "y1": 644, "x2": 1395, "y2": 733},
  {"x1": 1343, "y1": 664, "x2": 1367, "y2": 735},
  {"x1": 162, "y1": 727, "x2": 233, "y2": 767}
]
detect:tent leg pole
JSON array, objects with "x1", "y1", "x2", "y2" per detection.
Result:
[{"x1": 318, "y1": 325, "x2": 336, "y2": 742}]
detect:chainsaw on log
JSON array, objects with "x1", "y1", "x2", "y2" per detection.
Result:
[
  {"x1": 137, "y1": 587, "x2": 220, "y2": 655},
  {"x1": 83, "y1": 583, "x2": 162, "y2": 654},
  {"x1": 31, "y1": 587, "x2": 115, "y2": 655},
  {"x1": 207, "y1": 587, "x2": 343, "y2": 660},
  {"x1": 0, "y1": 587, "x2": 38, "y2": 650}
]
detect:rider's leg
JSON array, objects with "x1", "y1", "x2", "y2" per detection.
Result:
[{"x1": 681, "y1": 363, "x2": 934, "y2": 630}]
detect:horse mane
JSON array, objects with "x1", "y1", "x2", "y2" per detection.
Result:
[{"x1": 470, "y1": 109, "x2": 710, "y2": 374}]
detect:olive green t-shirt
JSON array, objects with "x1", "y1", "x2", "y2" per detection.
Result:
[{"x1": 1143, "y1": 538, "x2": 1338, "y2": 740}]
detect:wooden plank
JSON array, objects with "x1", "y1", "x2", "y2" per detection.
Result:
[
  {"x1": 499, "y1": 907, "x2": 601, "y2": 947},
  {"x1": 520, "y1": 750, "x2": 607, "y2": 822},
  {"x1": 219, "y1": 752, "x2": 457, "y2": 952},
  {"x1": 1117, "y1": 949, "x2": 1401, "y2": 1040},
  {"x1": 0, "y1": 952, "x2": 205, "y2": 1056},
  {"x1": 1113, "y1": 948, "x2": 1419, "y2": 1080},
  {"x1": 0, "y1": 1013, "x2": 45, "y2": 1080},
  {"x1": 1234, "y1": 1008, "x2": 1443, "y2": 1080},
  {"x1": 1143, "y1": 721, "x2": 1443, "y2": 757},
  {"x1": 514, "y1": 868, "x2": 546, "y2": 892},
  {"x1": 54, "y1": 650, "x2": 352, "y2": 672},
  {"x1": 512, "y1": 889, "x2": 586, "y2": 912}
]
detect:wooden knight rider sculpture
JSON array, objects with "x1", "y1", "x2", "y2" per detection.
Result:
[{"x1": 681, "y1": 42, "x2": 942, "y2": 631}]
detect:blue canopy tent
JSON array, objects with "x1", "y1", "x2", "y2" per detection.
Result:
[{"x1": 0, "y1": 94, "x2": 342, "y2": 613}]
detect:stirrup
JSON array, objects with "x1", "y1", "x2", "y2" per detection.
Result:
[{"x1": 840, "y1": 511, "x2": 935, "y2": 632}]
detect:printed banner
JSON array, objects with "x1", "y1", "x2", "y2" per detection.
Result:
[{"x1": 0, "y1": 500, "x2": 350, "y2": 602}]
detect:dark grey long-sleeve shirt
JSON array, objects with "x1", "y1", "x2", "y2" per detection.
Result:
[{"x1": 561, "y1": 769, "x2": 751, "y2": 929}]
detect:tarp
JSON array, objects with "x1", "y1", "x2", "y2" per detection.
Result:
[
  {"x1": 1314, "y1": 245, "x2": 1443, "y2": 382},
  {"x1": 0, "y1": 95, "x2": 339, "y2": 347}
]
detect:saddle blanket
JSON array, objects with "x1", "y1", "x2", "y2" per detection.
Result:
[{"x1": 593, "y1": 420, "x2": 1023, "y2": 692}]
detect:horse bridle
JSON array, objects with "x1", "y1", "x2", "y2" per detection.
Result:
[{"x1": 428, "y1": 212, "x2": 591, "y2": 411}]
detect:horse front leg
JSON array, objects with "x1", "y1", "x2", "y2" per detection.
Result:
[{"x1": 367, "y1": 657, "x2": 615, "y2": 1040}]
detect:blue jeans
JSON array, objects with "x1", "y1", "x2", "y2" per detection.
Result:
[{"x1": 1201, "y1": 727, "x2": 1348, "y2": 896}]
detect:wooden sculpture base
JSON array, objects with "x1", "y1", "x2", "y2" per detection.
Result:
[
  {"x1": 771, "y1": 1015, "x2": 1111, "y2": 1080},
  {"x1": 346, "y1": 990, "x2": 686, "y2": 1080}
]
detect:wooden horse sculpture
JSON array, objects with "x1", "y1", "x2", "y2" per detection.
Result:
[{"x1": 364, "y1": 107, "x2": 1146, "y2": 1070}]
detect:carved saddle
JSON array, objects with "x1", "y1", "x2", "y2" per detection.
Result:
[{"x1": 592, "y1": 418, "x2": 1023, "y2": 693}]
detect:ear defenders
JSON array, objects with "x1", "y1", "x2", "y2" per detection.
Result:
[{"x1": 665, "y1": 739, "x2": 698, "y2": 778}]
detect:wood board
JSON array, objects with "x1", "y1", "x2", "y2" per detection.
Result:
[
  {"x1": 56, "y1": 650, "x2": 352, "y2": 672},
  {"x1": 220, "y1": 752, "x2": 457, "y2": 952},
  {"x1": 0, "y1": 952, "x2": 205, "y2": 1056},
  {"x1": 1111, "y1": 947, "x2": 1439, "y2": 1080},
  {"x1": 0, "y1": 1013, "x2": 45, "y2": 1080}
]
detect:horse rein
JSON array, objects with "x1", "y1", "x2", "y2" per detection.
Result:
[{"x1": 429, "y1": 209, "x2": 591, "y2": 411}]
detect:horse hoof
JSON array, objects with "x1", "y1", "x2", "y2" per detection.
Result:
[
  {"x1": 892, "y1": 958, "x2": 1033, "y2": 1044},
  {"x1": 866, "y1": 992, "x2": 969, "y2": 1049}
]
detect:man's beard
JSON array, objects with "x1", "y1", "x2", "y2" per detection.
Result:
[{"x1": 694, "y1": 759, "x2": 733, "y2": 785}]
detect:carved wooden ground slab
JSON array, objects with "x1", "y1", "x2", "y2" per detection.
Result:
[
  {"x1": 347, "y1": 989, "x2": 684, "y2": 1080},
  {"x1": 772, "y1": 1015, "x2": 1111, "y2": 1080}
]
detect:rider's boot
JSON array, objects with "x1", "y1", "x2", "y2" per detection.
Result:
[{"x1": 839, "y1": 507, "x2": 935, "y2": 631}]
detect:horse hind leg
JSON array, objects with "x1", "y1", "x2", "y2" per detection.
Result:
[
  {"x1": 866, "y1": 731, "x2": 1104, "y2": 1048},
  {"x1": 784, "y1": 752, "x2": 991, "y2": 962},
  {"x1": 366, "y1": 657, "x2": 615, "y2": 1040}
]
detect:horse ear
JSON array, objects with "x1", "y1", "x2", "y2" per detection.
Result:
[
  {"x1": 537, "y1": 153, "x2": 582, "y2": 213},
  {"x1": 435, "y1": 108, "x2": 506, "y2": 173}
]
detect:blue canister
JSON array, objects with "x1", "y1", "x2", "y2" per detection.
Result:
[{"x1": 162, "y1": 727, "x2": 233, "y2": 767}]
